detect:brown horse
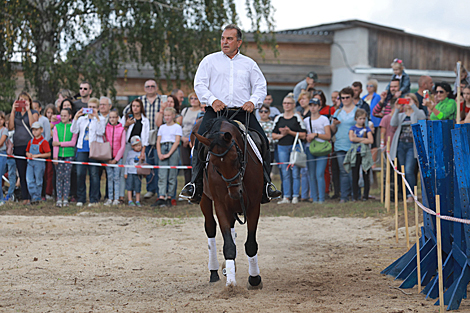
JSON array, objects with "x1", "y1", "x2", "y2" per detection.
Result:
[{"x1": 193, "y1": 117, "x2": 264, "y2": 289}]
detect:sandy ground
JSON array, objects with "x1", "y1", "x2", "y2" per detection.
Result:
[{"x1": 0, "y1": 213, "x2": 464, "y2": 313}]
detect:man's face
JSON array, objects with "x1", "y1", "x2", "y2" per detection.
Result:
[
  {"x1": 79, "y1": 83, "x2": 92, "y2": 98},
  {"x1": 221, "y1": 28, "x2": 242, "y2": 58},
  {"x1": 352, "y1": 86, "x2": 362, "y2": 99},
  {"x1": 331, "y1": 92, "x2": 339, "y2": 105},
  {"x1": 263, "y1": 95, "x2": 273, "y2": 106},
  {"x1": 32, "y1": 102, "x2": 41, "y2": 113},
  {"x1": 99, "y1": 99, "x2": 111, "y2": 115},
  {"x1": 144, "y1": 80, "x2": 157, "y2": 96},
  {"x1": 176, "y1": 90, "x2": 184, "y2": 105},
  {"x1": 425, "y1": 77, "x2": 434, "y2": 91},
  {"x1": 306, "y1": 77, "x2": 315, "y2": 87},
  {"x1": 390, "y1": 81, "x2": 400, "y2": 95}
]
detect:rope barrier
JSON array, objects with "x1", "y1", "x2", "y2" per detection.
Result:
[{"x1": 385, "y1": 151, "x2": 470, "y2": 225}]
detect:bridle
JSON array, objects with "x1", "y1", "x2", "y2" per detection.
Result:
[{"x1": 208, "y1": 136, "x2": 245, "y2": 189}]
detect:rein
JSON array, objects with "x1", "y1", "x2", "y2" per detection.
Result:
[{"x1": 210, "y1": 108, "x2": 251, "y2": 224}]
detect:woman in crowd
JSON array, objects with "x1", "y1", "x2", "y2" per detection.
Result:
[
  {"x1": 304, "y1": 98, "x2": 331, "y2": 203},
  {"x1": 156, "y1": 95, "x2": 183, "y2": 127},
  {"x1": 424, "y1": 82, "x2": 456, "y2": 121},
  {"x1": 390, "y1": 94, "x2": 426, "y2": 203},
  {"x1": 9, "y1": 92, "x2": 39, "y2": 204},
  {"x1": 272, "y1": 94, "x2": 307, "y2": 204},
  {"x1": 259, "y1": 104, "x2": 275, "y2": 175},
  {"x1": 362, "y1": 79, "x2": 382, "y2": 171},
  {"x1": 180, "y1": 92, "x2": 201, "y2": 185},
  {"x1": 460, "y1": 85, "x2": 470, "y2": 121},
  {"x1": 71, "y1": 98, "x2": 106, "y2": 206},
  {"x1": 330, "y1": 87, "x2": 357, "y2": 203},
  {"x1": 297, "y1": 91, "x2": 310, "y2": 201},
  {"x1": 120, "y1": 98, "x2": 149, "y2": 201}
]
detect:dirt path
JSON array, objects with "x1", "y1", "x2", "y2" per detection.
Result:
[{"x1": 0, "y1": 214, "x2": 461, "y2": 312}]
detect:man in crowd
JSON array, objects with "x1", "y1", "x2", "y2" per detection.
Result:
[
  {"x1": 351, "y1": 81, "x2": 370, "y2": 117},
  {"x1": 255, "y1": 93, "x2": 280, "y2": 120},
  {"x1": 171, "y1": 89, "x2": 185, "y2": 107},
  {"x1": 293, "y1": 71, "x2": 317, "y2": 101},
  {"x1": 180, "y1": 24, "x2": 281, "y2": 204},
  {"x1": 74, "y1": 81, "x2": 92, "y2": 110},
  {"x1": 99, "y1": 96, "x2": 113, "y2": 123},
  {"x1": 373, "y1": 79, "x2": 400, "y2": 118},
  {"x1": 415, "y1": 75, "x2": 433, "y2": 116}
]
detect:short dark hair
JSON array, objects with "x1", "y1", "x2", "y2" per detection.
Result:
[
  {"x1": 224, "y1": 24, "x2": 242, "y2": 41},
  {"x1": 352, "y1": 81, "x2": 362, "y2": 89},
  {"x1": 33, "y1": 100, "x2": 42, "y2": 110},
  {"x1": 355, "y1": 108, "x2": 367, "y2": 119},
  {"x1": 81, "y1": 81, "x2": 92, "y2": 90},
  {"x1": 390, "y1": 78, "x2": 400, "y2": 85},
  {"x1": 339, "y1": 87, "x2": 354, "y2": 98},
  {"x1": 260, "y1": 104, "x2": 270, "y2": 112}
]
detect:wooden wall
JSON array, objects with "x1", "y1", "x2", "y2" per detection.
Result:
[{"x1": 369, "y1": 29, "x2": 470, "y2": 71}]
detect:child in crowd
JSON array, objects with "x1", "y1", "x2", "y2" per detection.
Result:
[
  {"x1": 52, "y1": 108, "x2": 77, "y2": 207},
  {"x1": 348, "y1": 109, "x2": 373, "y2": 201},
  {"x1": 105, "y1": 109, "x2": 126, "y2": 206},
  {"x1": 386, "y1": 58, "x2": 410, "y2": 97},
  {"x1": 4, "y1": 115, "x2": 17, "y2": 201},
  {"x1": 124, "y1": 135, "x2": 144, "y2": 207},
  {"x1": 154, "y1": 107, "x2": 182, "y2": 207},
  {"x1": 259, "y1": 104, "x2": 275, "y2": 176},
  {"x1": 0, "y1": 112, "x2": 9, "y2": 205},
  {"x1": 26, "y1": 122, "x2": 51, "y2": 203}
]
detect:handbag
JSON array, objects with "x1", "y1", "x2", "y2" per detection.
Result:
[
  {"x1": 136, "y1": 161, "x2": 152, "y2": 176},
  {"x1": 308, "y1": 117, "x2": 332, "y2": 156},
  {"x1": 289, "y1": 132, "x2": 307, "y2": 168},
  {"x1": 89, "y1": 121, "x2": 112, "y2": 161}
]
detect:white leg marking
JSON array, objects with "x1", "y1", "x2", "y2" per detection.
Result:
[
  {"x1": 231, "y1": 228, "x2": 237, "y2": 258},
  {"x1": 247, "y1": 254, "x2": 260, "y2": 277},
  {"x1": 225, "y1": 260, "x2": 236, "y2": 286},
  {"x1": 208, "y1": 237, "x2": 219, "y2": 271}
]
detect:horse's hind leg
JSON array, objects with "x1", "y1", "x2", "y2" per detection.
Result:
[
  {"x1": 245, "y1": 205, "x2": 263, "y2": 290},
  {"x1": 201, "y1": 194, "x2": 219, "y2": 283}
]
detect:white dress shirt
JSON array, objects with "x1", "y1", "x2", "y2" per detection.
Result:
[{"x1": 194, "y1": 51, "x2": 267, "y2": 109}]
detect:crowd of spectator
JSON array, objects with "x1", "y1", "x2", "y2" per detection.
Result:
[
  {"x1": 262, "y1": 59, "x2": 465, "y2": 204},
  {"x1": 2, "y1": 58, "x2": 467, "y2": 207}
]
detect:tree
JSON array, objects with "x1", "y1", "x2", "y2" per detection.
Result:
[{"x1": 0, "y1": 0, "x2": 276, "y2": 106}]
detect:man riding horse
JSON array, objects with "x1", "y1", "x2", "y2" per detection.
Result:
[{"x1": 180, "y1": 24, "x2": 281, "y2": 203}]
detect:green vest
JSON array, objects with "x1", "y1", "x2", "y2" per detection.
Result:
[{"x1": 56, "y1": 122, "x2": 74, "y2": 157}]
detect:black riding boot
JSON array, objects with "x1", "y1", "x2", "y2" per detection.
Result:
[
  {"x1": 261, "y1": 148, "x2": 281, "y2": 204},
  {"x1": 180, "y1": 149, "x2": 204, "y2": 204}
]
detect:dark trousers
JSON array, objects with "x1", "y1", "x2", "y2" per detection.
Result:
[
  {"x1": 352, "y1": 154, "x2": 370, "y2": 200},
  {"x1": 14, "y1": 145, "x2": 30, "y2": 200}
]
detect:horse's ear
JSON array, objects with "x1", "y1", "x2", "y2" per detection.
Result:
[
  {"x1": 223, "y1": 132, "x2": 232, "y2": 142},
  {"x1": 194, "y1": 133, "x2": 211, "y2": 146}
]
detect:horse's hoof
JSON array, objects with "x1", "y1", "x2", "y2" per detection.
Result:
[
  {"x1": 209, "y1": 270, "x2": 220, "y2": 283},
  {"x1": 222, "y1": 260, "x2": 236, "y2": 276},
  {"x1": 247, "y1": 275, "x2": 263, "y2": 290}
]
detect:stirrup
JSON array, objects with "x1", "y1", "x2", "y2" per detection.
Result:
[
  {"x1": 179, "y1": 182, "x2": 195, "y2": 199},
  {"x1": 266, "y1": 182, "x2": 280, "y2": 200}
]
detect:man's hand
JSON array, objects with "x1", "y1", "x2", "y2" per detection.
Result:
[
  {"x1": 212, "y1": 100, "x2": 226, "y2": 112},
  {"x1": 242, "y1": 101, "x2": 254, "y2": 113},
  {"x1": 380, "y1": 91, "x2": 387, "y2": 101}
]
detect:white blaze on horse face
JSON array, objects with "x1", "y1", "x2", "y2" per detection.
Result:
[
  {"x1": 225, "y1": 260, "x2": 236, "y2": 286},
  {"x1": 208, "y1": 238, "x2": 219, "y2": 271}
]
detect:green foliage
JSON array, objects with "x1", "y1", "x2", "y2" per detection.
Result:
[{"x1": 0, "y1": 0, "x2": 276, "y2": 105}]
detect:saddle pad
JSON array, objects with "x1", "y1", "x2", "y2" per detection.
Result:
[{"x1": 233, "y1": 121, "x2": 263, "y2": 163}]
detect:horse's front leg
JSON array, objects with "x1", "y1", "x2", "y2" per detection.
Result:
[
  {"x1": 216, "y1": 206, "x2": 237, "y2": 286},
  {"x1": 200, "y1": 194, "x2": 220, "y2": 283},
  {"x1": 245, "y1": 204, "x2": 263, "y2": 290}
]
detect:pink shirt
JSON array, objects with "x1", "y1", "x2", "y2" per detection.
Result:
[{"x1": 52, "y1": 125, "x2": 78, "y2": 159}]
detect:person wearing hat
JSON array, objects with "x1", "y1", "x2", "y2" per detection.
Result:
[
  {"x1": 293, "y1": 71, "x2": 318, "y2": 103},
  {"x1": 25, "y1": 121, "x2": 51, "y2": 204},
  {"x1": 124, "y1": 135, "x2": 145, "y2": 207}
]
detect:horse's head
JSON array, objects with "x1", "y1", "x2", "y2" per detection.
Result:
[{"x1": 195, "y1": 128, "x2": 244, "y2": 200}]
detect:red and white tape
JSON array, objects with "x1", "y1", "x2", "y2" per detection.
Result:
[{"x1": 385, "y1": 151, "x2": 470, "y2": 225}]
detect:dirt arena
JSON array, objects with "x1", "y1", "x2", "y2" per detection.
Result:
[{"x1": 0, "y1": 213, "x2": 462, "y2": 312}]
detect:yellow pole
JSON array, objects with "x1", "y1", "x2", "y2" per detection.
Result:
[
  {"x1": 457, "y1": 61, "x2": 462, "y2": 124},
  {"x1": 385, "y1": 138, "x2": 391, "y2": 213},
  {"x1": 401, "y1": 165, "x2": 410, "y2": 250},
  {"x1": 414, "y1": 186, "x2": 421, "y2": 293},
  {"x1": 436, "y1": 195, "x2": 445, "y2": 312},
  {"x1": 394, "y1": 158, "x2": 399, "y2": 243}
]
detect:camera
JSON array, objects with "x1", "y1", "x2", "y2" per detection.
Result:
[
  {"x1": 397, "y1": 98, "x2": 410, "y2": 105},
  {"x1": 83, "y1": 108, "x2": 93, "y2": 114}
]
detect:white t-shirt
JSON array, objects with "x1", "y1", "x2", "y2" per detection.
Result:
[
  {"x1": 303, "y1": 115, "x2": 330, "y2": 143},
  {"x1": 157, "y1": 123, "x2": 183, "y2": 143}
]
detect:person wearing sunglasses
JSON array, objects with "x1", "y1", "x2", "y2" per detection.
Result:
[
  {"x1": 424, "y1": 82, "x2": 456, "y2": 121},
  {"x1": 74, "y1": 81, "x2": 93, "y2": 111},
  {"x1": 330, "y1": 87, "x2": 358, "y2": 203}
]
